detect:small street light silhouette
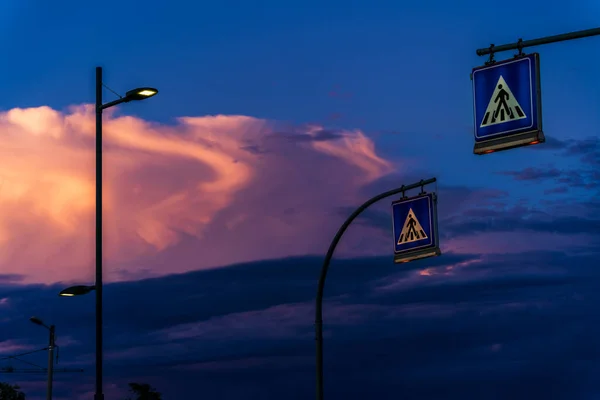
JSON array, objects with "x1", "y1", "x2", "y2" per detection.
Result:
[{"x1": 29, "y1": 316, "x2": 56, "y2": 400}]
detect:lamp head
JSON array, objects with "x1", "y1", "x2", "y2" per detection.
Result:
[
  {"x1": 29, "y1": 316, "x2": 44, "y2": 326},
  {"x1": 59, "y1": 285, "x2": 96, "y2": 297},
  {"x1": 125, "y1": 87, "x2": 158, "y2": 101}
]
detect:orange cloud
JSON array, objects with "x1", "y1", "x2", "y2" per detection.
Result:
[{"x1": 0, "y1": 106, "x2": 394, "y2": 284}]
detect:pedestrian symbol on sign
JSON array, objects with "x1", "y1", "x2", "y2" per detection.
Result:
[
  {"x1": 397, "y1": 208, "x2": 428, "y2": 245},
  {"x1": 480, "y1": 75, "x2": 527, "y2": 128}
]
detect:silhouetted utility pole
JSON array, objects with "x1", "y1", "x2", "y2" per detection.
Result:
[{"x1": 1, "y1": 337, "x2": 83, "y2": 399}]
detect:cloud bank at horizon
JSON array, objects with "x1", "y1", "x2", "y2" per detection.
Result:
[{"x1": 3, "y1": 251, "x2": 600, "y2": 399}]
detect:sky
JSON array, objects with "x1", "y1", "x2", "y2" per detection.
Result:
[{"x1": 0, "y1": 0, "x2": 599, "y2": 399}]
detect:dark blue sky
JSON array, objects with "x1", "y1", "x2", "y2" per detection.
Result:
[
  {"x1": 1, "y1": 1, "x2": 599, "y2": 399},
  {"x1": 2, "y1": 0, "x2": 598, "y2": 191}
]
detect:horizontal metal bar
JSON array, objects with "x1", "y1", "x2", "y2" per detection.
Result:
[
  {"x1": 392, "y1": 177, "x2": 437, "y2": 193},
  {"x1": 476, "y1": 27, "x2": 600, "y2": 56}
]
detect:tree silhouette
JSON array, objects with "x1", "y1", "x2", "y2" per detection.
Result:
[
  {"x1": 0, "y1": 382, "x2": 26, "y2": 400},
  {"x1": 125, "y1": 382, "x2": 162, "y2": 400}
]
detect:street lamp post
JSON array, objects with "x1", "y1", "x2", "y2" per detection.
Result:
[
  {"x1": 29, "y1": 317, "x2": 56, "y2": 400},
  {"x1": 60, "y1": 67, "x2": 157, "y2": 400},
  {"x1": 95, "y1": 66, "x2": 104, "y2": 400}
]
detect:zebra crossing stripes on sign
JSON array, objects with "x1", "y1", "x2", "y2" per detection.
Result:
[
  {"x1": 397, "y1": 208, "x2": 428, "y2": 245},
  {"x1": 480, "y1": 75, "x2": 526, "y2": 127}
]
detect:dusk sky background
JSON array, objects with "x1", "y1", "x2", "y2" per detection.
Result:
[{"x1": 1, "y1": 0, "x2": 600, "y2": 399}]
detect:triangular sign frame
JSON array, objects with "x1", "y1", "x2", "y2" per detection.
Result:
[
  {"x1": 480, "y1": 75, "x2": 527, "y2": 128},
  {"x1": 397, "y1": 208, "x2": 428, "y2": 245}
]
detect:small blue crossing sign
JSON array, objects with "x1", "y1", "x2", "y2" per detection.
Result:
[
  {"x1": 391, "y1": 192, "x2": 441, "y2": 263},
  {"x1": 471, "y1": 53, "x2": 544, "y2": 155}
]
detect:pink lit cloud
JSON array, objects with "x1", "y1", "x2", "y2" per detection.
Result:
[
  {"x1": 0, "y1": 339, "x2": 32, "y2": 354},
  {"x1": 0, "y1": 106, "x2": 394, "y2": 284}
]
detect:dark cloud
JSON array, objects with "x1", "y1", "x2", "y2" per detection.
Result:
[
  {"x1": 532, "y1": 136, "x2": 570, "y2": 150},
  {"x1": 503, "y1": 137, "x2": 600, "y2": 194},
  {"x1": 497, "y1": 167, "x2": 562, "y2": 181},
  {"x1": 532, "y1": 136, "x2": 600, "y2": 165},
  {"x1": 339, "y1": 183, "x2": 511, "y2": 233},
  {"x1": 238, "y1": 125, "x2": 345, "y2": 155},
  {"x1": 334, "y1": 181, "x2": 600, "y2": 252},
  {"x1": 442, "y1": 206, "x2": 600, "y2": 237},
  {"x1": 563, "y1": 137, "x2": 600, "y2": 165},
  {"x1": 556, "y1": 169, "x2": 600, "y2": 188},
  {"x1": 269, "y1": 127, "x2": 344, "y2": 143},
  {"x1": 498, "y1": 167, "x2": 599, "y2": 188},
  {"x1": 239, "y1": 144, "x2": 270, "y2": 154},
  {"x1": 2, "y1": 249, "x2": 600, "y2": 399}
]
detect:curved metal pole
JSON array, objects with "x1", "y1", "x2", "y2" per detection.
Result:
[{"x1": 315, "y1": 177, "x2": 436, "y2": 400}]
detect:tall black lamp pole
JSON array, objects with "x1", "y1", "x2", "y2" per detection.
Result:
[{"x1": 59, "y1": 67, "x2": 158, "y2": 400}]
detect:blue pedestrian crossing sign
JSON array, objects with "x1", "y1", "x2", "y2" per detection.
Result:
[
  {"x1": 471, "y1": 53, "x2": 544, "y2": 155},
  {"x1": 391, "y1": 193, "x2": 441, "y2": 263}
]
